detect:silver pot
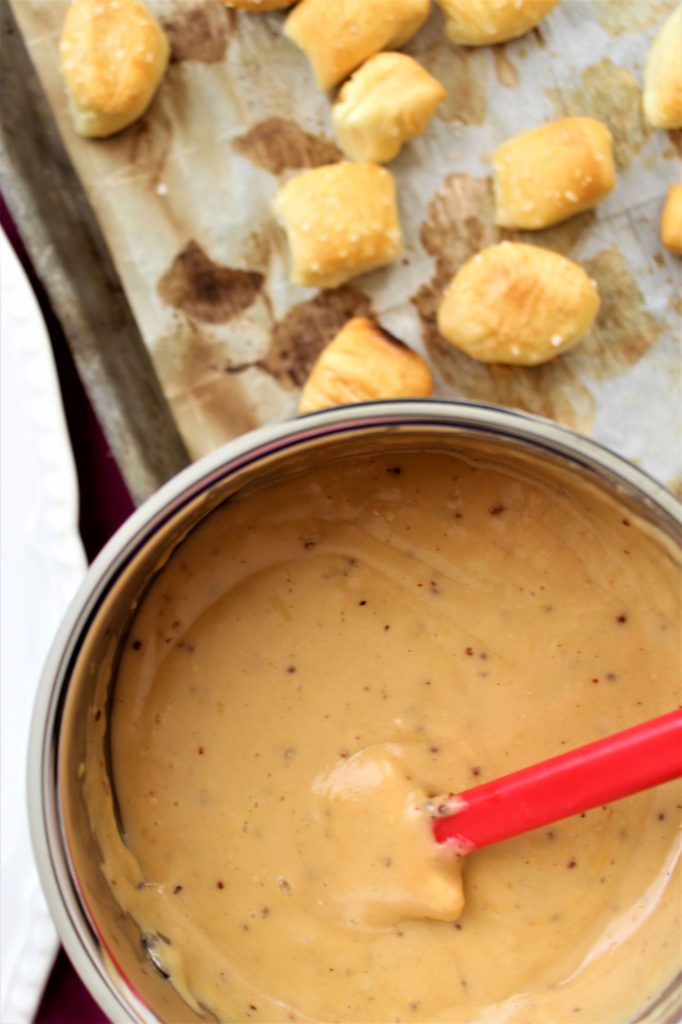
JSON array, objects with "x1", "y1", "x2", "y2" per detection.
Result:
[{"x1": 29, "y1": 401, "x2": 682, "y2": 1024}]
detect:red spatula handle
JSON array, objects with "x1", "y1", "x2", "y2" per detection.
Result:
[{"x1": 434, "y1": 709, "x2": 682, "y2": 851}]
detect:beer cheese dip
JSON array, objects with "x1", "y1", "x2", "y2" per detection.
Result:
[{"x1": 97, "y1": 447, "x2": 680, "y2": 1022}]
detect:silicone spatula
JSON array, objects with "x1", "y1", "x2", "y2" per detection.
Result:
[{"x1": 434, "y1": 709, "x2": 682, "y2": 852}]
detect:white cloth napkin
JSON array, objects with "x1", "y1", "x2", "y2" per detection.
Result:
[{"x1": 1, "y1": 230, "x2": 87, "y2": 1023}]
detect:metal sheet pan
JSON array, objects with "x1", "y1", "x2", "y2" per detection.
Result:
[{"x1": 8, "y1": 0, "x2": 682, "y2": 490}]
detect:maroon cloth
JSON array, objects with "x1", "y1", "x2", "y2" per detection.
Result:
[
  {"x1": 34, "y1": 951, "x2": 109, "y2": 1024},
  {"x1": 2, "y1": 196, "x2": 133, "y2": 1021}
]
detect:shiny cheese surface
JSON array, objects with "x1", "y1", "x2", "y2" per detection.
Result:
[{"x1": 104, "y1": 449, "x2": 681, "y2": 1022}]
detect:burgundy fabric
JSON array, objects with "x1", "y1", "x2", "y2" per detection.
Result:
[
  {"x1": 33, "y1": 950, "x2": 108, "y2": 1024},
  {"x1": 2, "y1": 195, "x2": 133, "y2": 1022}
]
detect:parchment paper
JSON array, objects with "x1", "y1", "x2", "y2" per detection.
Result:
[{"x1": 10, "y1": 0, "x2": 682, "y2": 489}]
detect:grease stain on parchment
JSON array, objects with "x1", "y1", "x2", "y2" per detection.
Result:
[
  {"x1": 546, "y1": 58, "x2": 649, "y2": 170},
  {"x1": 565, "y1": 248, "x2": 662, "y2": 379},
  {"x1": 263, "y1": 286, "x2": 372, "y2": 388},
  {"x1": 98, "y1": 106, "x2": 173, "y2": 191},
  {"x1": 172, "y1": 375, "x2": 261, "y2": 456},
  {"x1": 492, "y1": 45, "x2": 519, "y2": 88},
  {"x1": 594, "y1": 0, "x2": 676, "y2": 37},
  {"x1": 511, "y1": 210, "x2": 598, "y2": 255},
  {"x1": 667, "y1": 130, "x2": 682, "y2": 157},
  {"x1": 414, "y1": 42, "x2": 489, "y2": 125},
  {"x1": 531, "y1": 26, "x2": 546, "y2": 49},
  {"x1": 155, "y1": 318, "x2": 249, "y2": 389},
  {"x1": 418, "y1": 172, "x2": 595, "y2": 267},
  {"x1": 419, "y1": 173, "x2": 499, "y2": 283},
  {"x1": 430, "y1": 336, "x2": 596, "y2": 430},
  {"x1": 411, "y1": 173, "x2": 596, "y2": 429},
  {"x1": 162, "y1": 1, "x2": 235, "y2": 64},
  {"x1": 232, "y1": 118, "x2": 342, "y2": 175},
  {"x1": 155, "y1": 321, "x2": 262, "y2": 456},
  {"x1": 241, "y1": 221, "x2": 288, "y2": 278},
  {"x1": 158, "y1": 241, "x2": 263, "y2": 323}
]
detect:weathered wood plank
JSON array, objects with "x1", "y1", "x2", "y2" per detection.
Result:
[{"x1": 0, "y1": 0, "x2": 190, "y2": 505}]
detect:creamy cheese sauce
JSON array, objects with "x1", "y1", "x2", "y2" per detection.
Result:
[{"x1": 103, "y1": 449, "x2": 680, "y2": 1022}]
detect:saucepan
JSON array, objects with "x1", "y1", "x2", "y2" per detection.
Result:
[{"x1": 28, "y1": 400, "x2": 682, "y2": 1023}]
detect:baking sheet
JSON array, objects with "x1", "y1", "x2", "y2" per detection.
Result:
[{"x1": 10, "y1": 0, "x2": 682, "y2": 488}]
